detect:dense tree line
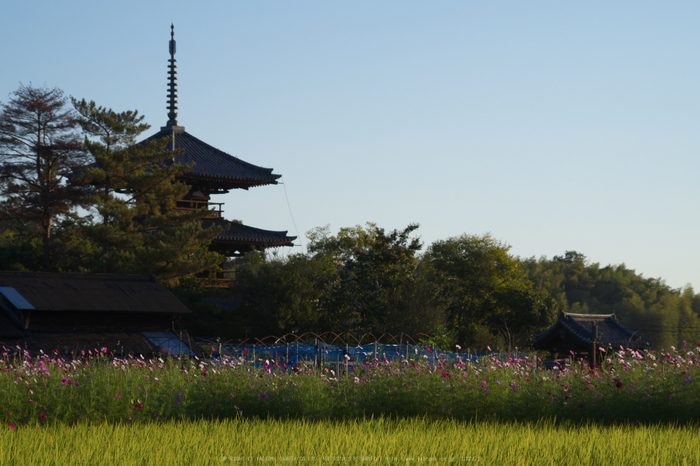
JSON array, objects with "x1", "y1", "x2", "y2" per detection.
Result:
[
  {"x1": 2, "y1": 85, "x2": 698, "y2": 350},
  {"x1": 208, "y1": 233, "x2": 700, "y2": 350},
  {"x1": 202, "y1": 223, "x2": 557, "y2": 351},
  {"x1": 521, "y1": 251, "x2": 700, "y2": 350}
]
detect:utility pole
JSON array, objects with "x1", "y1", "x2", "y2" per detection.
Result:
[{"x1": 591, "y1": 321, "x2": 599, "y2": 366}]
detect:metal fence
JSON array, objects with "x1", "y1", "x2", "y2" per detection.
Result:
[{"x1": 196, "y1": 333, "x2": 532, "y2": 370}]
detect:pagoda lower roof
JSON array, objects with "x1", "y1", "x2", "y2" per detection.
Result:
[
  {"x1": 206, "y1": 219, "x2": 296, "y2": 256},
  {"x1": 143, "y1": 129, "x2": 280, "y2": 190}
]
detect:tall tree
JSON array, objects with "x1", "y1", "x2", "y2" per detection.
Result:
[
  {"x1": 309, "y1": 223, "x2": 440, "y2": 333},
  {"x1": 0, "y1": 85, "x2": 89, "y2": 271},
  {"x1": 234, "y1": 251, "x2": 339, "y2": 336},
  {"x1": 424, "y1": 233, "x2": 554, "y2": 349},
  {"x1": 72, "y1": 99, "x2": 223, "y2": 285}
]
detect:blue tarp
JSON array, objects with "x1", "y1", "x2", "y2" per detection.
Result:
[{"x1": 216, "y1": 341, "x2": 530, "y2": 367}]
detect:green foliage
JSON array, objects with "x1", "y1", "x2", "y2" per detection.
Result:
[
  {"x1": 424, "y1": 233, "x2": 555, "y2": 350},
  {"x1": 418, "y1": 324, "x2": 457, "y2": 350},
  {"x1": 235, "y1": 251, "x2": 339, "y2": 336},
  {"x1": 171, "y1": 277, "x2": 245, "y2": 340},
  {"x1": 0, "y1": 220, "x2": 43, "y2": 271},
  {"x1": 311, "y1": 223, "x2": 444, "y2": 333},
  {"x1": 223, "y1": 224, "x2": 446, "y2": 340},
  {"x1": 521, "y1": 251, "x2": 700, "y2": 349},
  {"x1": 0, "y1": 85, "x2": 90, "y2": 271},
  {"x1": 72, "y1": 98, "x2": 223, "y2": 285}
]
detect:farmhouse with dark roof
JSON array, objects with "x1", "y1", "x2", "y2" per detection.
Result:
[{"x1": 0, "y1": 271, "x2": 199, "y2": 357}]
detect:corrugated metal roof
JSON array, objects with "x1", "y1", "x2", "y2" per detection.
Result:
[
  {"x1": 142, "y1": 129, "x2": 281, "y2": 189},
  {"x1": 0, "y1": 287, "x2": 35, "y2": 310},
  {"x1": 0, "y1": 272, "x2": 190, "y2": 314},
  {"x1": 142, "y1": 331, "x2": 196, "y2": 355}
]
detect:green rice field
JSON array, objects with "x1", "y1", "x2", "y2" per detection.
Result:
[{"x1": 1, "y1": 418, "x2": 699, "y2": 465}]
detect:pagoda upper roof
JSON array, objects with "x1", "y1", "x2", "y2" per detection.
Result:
[{"x1": 143, "y1": 128, "x2": 281, "y2": 190}]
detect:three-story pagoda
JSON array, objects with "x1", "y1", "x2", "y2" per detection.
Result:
[{"x1": 143, "y1": 25, "x2": 295, "y2": 258}]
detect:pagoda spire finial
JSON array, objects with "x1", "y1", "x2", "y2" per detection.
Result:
[{"x1": 163, "y1": 23, "x2": 184, "y2": 133}]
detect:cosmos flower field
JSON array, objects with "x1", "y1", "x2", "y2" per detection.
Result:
[
  {"x1": 2, "y1": 344, "x2": 700, "y2": 463},
  {"x1": 2, "y1": 343, "x2": 700, "y2": 426}
]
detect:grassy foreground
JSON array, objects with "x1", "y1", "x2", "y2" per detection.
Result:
[{"x1": 1, "y1": 418, "x2": 699, "y2": 465}]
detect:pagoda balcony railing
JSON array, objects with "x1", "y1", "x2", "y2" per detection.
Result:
[
  {"x1": 201, "y1": 269, "x2": 237, "y2": 288},
  {"x1": 173, "y1": 199, "x2": 224, "y2": 219}
]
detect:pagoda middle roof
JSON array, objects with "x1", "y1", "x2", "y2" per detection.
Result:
[{"x1": 143, "y1": 128, "x2": 281, "y2": 190}]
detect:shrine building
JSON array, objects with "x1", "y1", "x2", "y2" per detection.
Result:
[{"x1": 531, "y1": 311, "x2": 649, "y2": 365}]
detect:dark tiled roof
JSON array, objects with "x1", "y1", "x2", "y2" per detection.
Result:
[
  {"x1": 0, "y1": 330, "x2": 203, "y2": 357},
  {"x1": 0, "y1": 272, "x2": 190, "y2": 315},
  {"x1": 143, "y1": 129, "x2": 280, "y2": 189},
  {"x1": 532, "y1": 311, "x2": 649, "y2": 350},
  {"x1": 205, "y1": 219, "x2": 296, "y2": 255}
]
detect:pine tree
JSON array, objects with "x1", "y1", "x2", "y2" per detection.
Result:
[
  {"x1": 0, "y1": 85, "x2": 90, "y2": 271},
  {"x1": 73, "y1": 99, "x2": 223, "y2": 285}
]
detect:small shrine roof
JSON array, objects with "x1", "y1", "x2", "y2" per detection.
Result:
[
  {"x1": 143, "y1": 129, "x2": 281, "y2": 190},
  {"x1": 531, "y1": 311, "x2": 649, "y2": 350}
]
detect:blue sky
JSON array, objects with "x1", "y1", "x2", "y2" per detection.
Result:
[{"x1": 2, "y1": 1, "x2": 699, "y2": 289}]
